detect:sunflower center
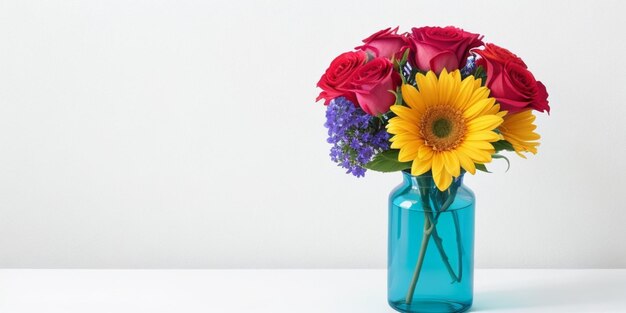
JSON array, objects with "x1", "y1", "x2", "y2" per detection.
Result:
[
  {"x1": 420, "y1": 106, "x2": 467, "y2": 151},
  {"x1": 432, "y1": 118, "x2": 452, "y2": 138}
]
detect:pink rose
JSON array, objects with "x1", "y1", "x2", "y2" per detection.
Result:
[
  {"x1": 355, "y1": 26, "x2": 409, "y2": 59},
  {"x1": 474, "y1": 44, "x2": 550, "y2": 113},
  {"x1": 408, "y1": 26, "x2": 484, "y2": 74},
  {"x1": 349, "y1": 57, "x2": 401, "y2": 116},
  {"x1": 316, "y1": 51, "x2": 368, "y2": 104}
]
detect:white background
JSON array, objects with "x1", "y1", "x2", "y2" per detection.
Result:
[{"x1": 0, "y1": 0, "x2": 625, "y2": 269}]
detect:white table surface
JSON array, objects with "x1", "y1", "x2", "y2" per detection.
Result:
[{"x1": 0, "y1": 269, "x2": 624, "y2": 312}]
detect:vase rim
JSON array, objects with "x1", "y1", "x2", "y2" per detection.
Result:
[{"x1": 401, "y1": 169, "x2": 466, "y2": 179}]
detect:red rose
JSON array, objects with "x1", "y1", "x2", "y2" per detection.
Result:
[
  {"x1": 316, "y1": 51, "x2": 368, "y2": 104},
  {"x1": 408, "y1": 26, "x2": 483, "y2": 74},
  {"x1": 476, "y1": 43, "x2": 526, "y2": 67},
  {"x1": 349, "y1": 57, "x2": 401, "y2": 116},
  {"x1": 474, "y1": 44, "x2": 550, "y2": 113},
  {"x1": 355, "y1": 26, "x2": 409, "y2": 59}
]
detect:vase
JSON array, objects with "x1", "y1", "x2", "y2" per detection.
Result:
[{"x1": 388, "y1": 171, "x2": 475, "y2": 313}]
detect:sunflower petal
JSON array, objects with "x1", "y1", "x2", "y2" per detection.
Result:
[
  {"x1": 464, "y1": 98, "x2": 496, "y2": 120},
  {"x1": 432, "y1": 152, "x2": 444, "y2": 173},
  {"x1": 387, "y1": 120, "x2": 421, "y2": 136},
  {"x1": 417, "y1": 145, "x2": 433, "y2": 160},
  {"x1": 467, "y1": 86, "x2": 490, "y2": 105},
  {"x1": 411, "y1": 158, "x2": 432, "y2": 176},
  {"x1": 459, "y1": 145, "x2": 492, "y2": 163},
  {"x1": 438, "y1": 69, "x2": 459, "y2": 106},
  {"x1": 389, "y1": 133, "x2": 416, "y2": 142},
  {"x1": 416, "y1": 72, "x2": 438, "y2": 104},
  {"x1": 442, "y1": 151, "x2": 461, "y2": 177},
  {"x1": 465, "y1": 131, "x2": 501, "y2": 142},
  {"x1": 398, "y1": 145, "x2": 419, "y2": 162},
  {"x1": 463, "y1": 140, "x2": 496, "y2": 150},
  {"x1": 390, "y1": 105, "x2": 420, "y2": 124},
  {"x1": 454, "y1": 76, "x2": 475, "y2": 110},
  {"x1": 484, "y1": 103, "x2": 502, "y2": 116},
  {"x1": 400, "y1": 85, "x2": 427, "y2": 112},
  {"x1": 433, "y1": 164, "x2": 453, "y2": 191},
  {"x1": 455, "y1": 150, "x2": 476, "y2": 175},
  {"x1": 467, "y1": 115, "x2": 503, "y2": 132},
  {"x1": 499, "y1": 110, "x2": 541, "y2": 156}
]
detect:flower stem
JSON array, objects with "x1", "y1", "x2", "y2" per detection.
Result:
[
  {"x1": 405, "y1": 213, "x2": 433, "y2": 305},
  {"x1": 452, "y1": 210, "x2": 463, "y2": 281},
  {"x1": 404, "y1": 177, "x2": 463, "y2": 305},
  {"x1": 428, "y1": 216, "x2": 459, "y2": 282},
  {"x1": 429, "y1": 185, "x2": 461, "y2": 283}
]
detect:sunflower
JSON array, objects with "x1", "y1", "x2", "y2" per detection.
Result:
[
  {"x1": 387, "y1": 69, "x2": 505, "y2": 190},
  {"x1": 499, "y1": 109, "x2": 540, "y2": 158}
]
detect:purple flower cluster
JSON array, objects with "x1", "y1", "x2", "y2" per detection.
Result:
[
  {"x1": 324, "y1": 97, "x2": 390, "y2": 177},
  {"x1": 461, "y1": 55, "x2": 476, "y2": 77}
]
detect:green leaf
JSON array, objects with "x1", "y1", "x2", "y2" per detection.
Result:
[
  {"x1": 492, "y1": 154, "x2": 511, "y2": 172},
  {"x1": 473, "y1": 65, "x2": 486, "y2": 86},
  {"x1": 492, "y1": 140, "x2": 515, "y2": 153},
  {"x1": 369, "y1": 115, "x2": 383, "y2": 129},
  {"x1": 379, "y1": 111, "x2": 397, "y2": 124},
  {"x1": 475, "y1": 163, "x2": 491, "y2": 173},
  {"x1": 399, "y1": 49, "x2": 410, "y2": 67},
  {"x1": 390, "y1": 87, "x2": 403, "y2": 106},
  {"x1": 400, "y1": 69, "x2": 407, "y2": 84},
  {"x1": 392, "y1": 56, "x2": 400, "y2": 72},
  {"x1": 396, "y1": 49, "x2": 411, "y2": 85},
  {"x1": 364, "y1": 149, "x2": 411, "y2": 172}
]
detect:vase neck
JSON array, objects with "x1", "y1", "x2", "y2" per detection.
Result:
[{"x1": 401, "y1": 170, "x2": 465, "y2": 190}]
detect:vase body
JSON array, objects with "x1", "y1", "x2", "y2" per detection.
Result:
[{"x1": 388, "y1": 171, "x2": 475, "y2": 313}]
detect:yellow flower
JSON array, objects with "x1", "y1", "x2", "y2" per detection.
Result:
[
  {"x1": 387, "y1": 69, "x2": 505, "y2": 190},
  {"x1": 499, "y1": 109, "x2": 540, "y2": 158}
]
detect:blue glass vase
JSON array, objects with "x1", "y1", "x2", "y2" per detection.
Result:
[{"x1": 388, "y1": 171, "x2": 475, "y2": 313}]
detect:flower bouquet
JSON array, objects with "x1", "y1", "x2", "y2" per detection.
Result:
[{"x1": 315, "y1": 26, "x2": 550, "y2": 313}]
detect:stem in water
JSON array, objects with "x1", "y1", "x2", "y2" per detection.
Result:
[
  {"x1": 404, "y1": 176, "x2": 463, "y2": 305},
  {"x1": 405, "y1": 212, "x2": 433, "y2": 305}
]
